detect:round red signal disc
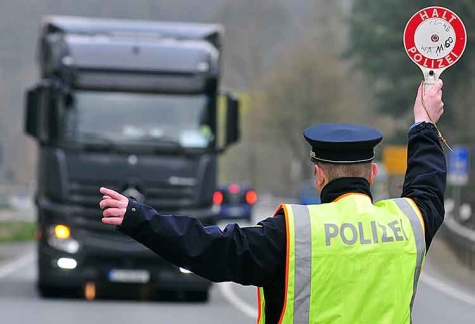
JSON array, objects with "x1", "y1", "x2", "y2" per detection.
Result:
[{"x1": 404, "y1": 6, "x2": 466, "y2": 70}]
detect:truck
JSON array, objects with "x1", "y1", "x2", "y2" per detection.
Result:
[{"x1": 24, "y1": 16, "x2": 240, "y2": 301}]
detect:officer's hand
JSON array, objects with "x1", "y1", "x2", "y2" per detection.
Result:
[
  {"x1": 99, "y1": 187, "x2": 129, "y2": 226},
  {"x1": 414, "y1": 79, "x2": 444, "y2": 124}
]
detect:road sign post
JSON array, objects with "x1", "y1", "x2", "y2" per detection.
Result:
[
  {"x1": 448, "y1": 146, "x2": 470, "y2": 222},
  {"x1": 382, "y1": 146, "x2": 408, "y2": 198},
  {"x1": 448, "y1": 146, "x2": 470, "y2": 186}
]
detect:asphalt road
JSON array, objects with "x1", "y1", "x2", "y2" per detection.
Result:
[{"x1": 0, "y1": 198, "x2": 474, "y2": 323}]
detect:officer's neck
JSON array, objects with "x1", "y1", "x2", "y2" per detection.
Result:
[{"x1": 320, "y1": 177, "x2": 372, "y2": 204}]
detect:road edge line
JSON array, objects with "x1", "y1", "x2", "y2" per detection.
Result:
[
  {"x1": 5, "y1": 245, "x2": 475, "y2": 308},
  {"x1": 420, "y1": 272, "x2": 475, "y2": 306},
  {"x1": 0, "y1": 253, "x2": 35, "y2": 279},
  {"x1": 217, "y1": 273, "x2": 475, "y2": 319},
  {"x1": 218, "y1": 282, "x2": 257, "y2": 319}
]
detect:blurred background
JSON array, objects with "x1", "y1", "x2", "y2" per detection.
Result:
[{"x1": 0, "y1": 0, "x2": 474, "y2": 323}]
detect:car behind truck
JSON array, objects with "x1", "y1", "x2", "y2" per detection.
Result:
[{"x1": 24, "y1": 16, "x2": 240, "y2": 301}]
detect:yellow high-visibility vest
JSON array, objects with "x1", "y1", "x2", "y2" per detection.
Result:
[{"x1": 257, "y1": 194, "x2": 425, "y2": 324}]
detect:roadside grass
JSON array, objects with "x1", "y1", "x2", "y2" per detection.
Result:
[{"x1": 0, "y1": 221, "x2": 36, "y2": 243}]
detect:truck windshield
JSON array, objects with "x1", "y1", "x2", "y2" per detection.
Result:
[{"x1": 62, "y1": 91, "x2": 213, "y2": 148}]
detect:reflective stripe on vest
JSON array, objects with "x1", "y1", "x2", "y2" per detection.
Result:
[
  {"x1": 257, "y1": 195, "x2": 426, "y2": 324},
  {"x1": 393, "y1": 198, "x2": 426, "y2": 315}
]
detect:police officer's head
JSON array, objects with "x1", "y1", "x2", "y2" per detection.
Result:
[{"x1": 304, "y1": 123, "x2": 383, "y2": 192}]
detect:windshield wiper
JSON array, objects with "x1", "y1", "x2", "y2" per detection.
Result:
[
  {"x1": 64, "y1": 133, "x2": 123, "y2": 152},
  {"x1": 137, "y1": 134, "x2": 211, "y2": 150},
  {"x1": 134, "y1": 135, "x2": 211, "y2": 155},
  {"x1": 136, "y1": 135, "x2": 184, "y2": 148}
]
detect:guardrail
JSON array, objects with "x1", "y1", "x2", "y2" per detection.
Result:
[
  {"x1": 0, "y1": 185, "x2": 34, "y2": 211},
  {"x1": 441, "y1": 213, "x2": 475, "y2": 270}
]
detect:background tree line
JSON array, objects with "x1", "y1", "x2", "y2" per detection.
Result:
[{"x1": 1, "y1": 0, "x2": 472, "y2": 198}]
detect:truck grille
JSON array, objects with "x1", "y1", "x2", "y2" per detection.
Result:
[{"x1": 68, "y1": 179, "x2": 196, "y2": 210}]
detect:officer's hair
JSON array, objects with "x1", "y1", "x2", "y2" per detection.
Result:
[{"x1": 316, "y1": 162, "x2": 372, "y2": 183}]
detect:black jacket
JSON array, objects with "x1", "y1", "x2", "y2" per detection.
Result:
[{"x1": 117, "y1": 122, "x2": 447, "y2": 323}]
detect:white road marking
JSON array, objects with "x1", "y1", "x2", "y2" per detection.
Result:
[
  {"x1": 420, "y1": 272, "x2": 475, "y2": 306},
  {"x1": 0, "y1": 253, "x2": 35, "y2": 279},
  {"x1": 2, "y1": 245, "x2": 475, "y2": 313},
  {"x1": 218, "y1": 282, "x2": 257, "y2": 319},
  {"x1": 218, "y1": 272, "x2": 475, "y2": 319}
]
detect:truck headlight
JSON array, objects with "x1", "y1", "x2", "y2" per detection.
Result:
[
  {"x1": 47, "y1": 225, "x2": 80, "y2": 254},
  {"x1": 54, "y1": 225, "x2": 70, "y2": 239},
  {"x1": 57, "y1": 258, "x2": 77, "y2": 270},
  {"x1": 180, "y1": 267, "x2": 192, "y2": 274}
]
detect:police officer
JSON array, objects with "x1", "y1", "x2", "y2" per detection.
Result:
[{"x1": 100, "y1": 79, "x2": 445, "y2": 323}]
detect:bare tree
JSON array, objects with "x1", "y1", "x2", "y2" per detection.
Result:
[
  {"x1": 254, "y1": 46, "x2": 366, "y2": 194},
  {"x1": 216, "y1": 0, "x2": 290, "y2": 89}
]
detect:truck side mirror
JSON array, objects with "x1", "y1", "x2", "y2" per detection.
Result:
[
  {"x1": 225, "y1": 93, "x2": 240, "y2": 147},
  {"x1": 24, "y1": 82, "x2": 54, "y2": 143},
  {"x1": 25, "y1": 87, "x2": 40, "y2": 138}
]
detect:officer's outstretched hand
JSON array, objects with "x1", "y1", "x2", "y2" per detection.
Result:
[
  {"x1": 99, "y1": 187, "x2": 129, "y2": 226},
  {"x1": 414, "y1": 79, "x2": 444, "y2": 124}
]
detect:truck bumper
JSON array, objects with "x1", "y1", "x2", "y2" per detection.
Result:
[
  {"x1": 36, "y1": 200, "x2": 214, "y2": 291},
  {"x1": 38, "y1": 244, "x2": 211, "y2": 291}
]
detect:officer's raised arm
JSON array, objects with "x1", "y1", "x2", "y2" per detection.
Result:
[{"x1": 401, "y1": 79, "x2": 447, "y2": 248}]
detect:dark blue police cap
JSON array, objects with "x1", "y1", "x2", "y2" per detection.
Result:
[{"x1": 303, "y1": 123, "x2": 383, "y2": 164}]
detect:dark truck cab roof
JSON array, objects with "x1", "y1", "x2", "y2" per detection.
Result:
[{"x1": 39, "y1": 16, "x2": 223, "y2": 92}]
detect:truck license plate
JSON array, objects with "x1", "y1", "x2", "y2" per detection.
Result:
[{"x1": 108, "y1": 269, "x2": 150, "y2": 283}]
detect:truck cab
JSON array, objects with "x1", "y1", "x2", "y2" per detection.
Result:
[{"x1": 24, "y1": 16, "x2": 240, "y2": 301}]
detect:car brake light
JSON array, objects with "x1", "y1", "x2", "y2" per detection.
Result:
[
  {"x1": 245, "y1": 190, "x2": 258, "y2": 205},
  {"x1": 228, "y1": 184, "x2": 240, "y2": 194},
  {"x1": 213, "y1": 191, "x2": 224, "y2": 205}
]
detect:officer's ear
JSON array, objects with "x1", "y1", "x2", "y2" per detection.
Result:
[
  {"x1": 369, "y1": 163, "x2": 379, "y2": 185},
  {"x1": 314, "y1": 164, "x2": 326, "y2": 191},
  {"x1": 313, "y1": 164, "x2": 318, "y2": 189}
]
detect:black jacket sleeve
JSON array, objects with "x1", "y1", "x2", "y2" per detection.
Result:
[
  {"x1": 401, "y1": 122, "x2": 447, "y2": 248},
  {"x1": 116, "y1": 199, "x2": 286, "y2": 286}
]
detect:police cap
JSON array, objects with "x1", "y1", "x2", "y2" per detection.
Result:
[{"x1": 303, "y1": 123, "x2": 383, "y2": 164}]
